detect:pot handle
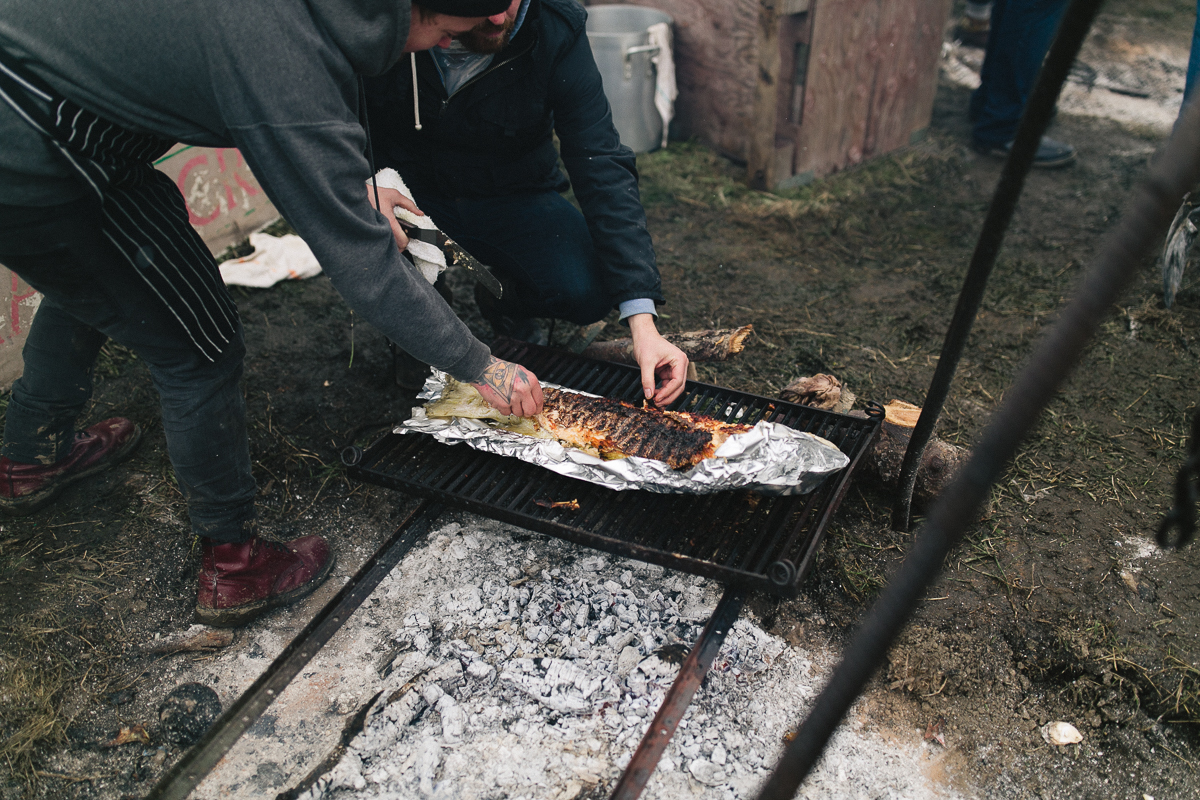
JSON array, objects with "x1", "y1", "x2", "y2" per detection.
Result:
[{"x1": 622, "y1": 44, "x2": 660, "y2": 79}]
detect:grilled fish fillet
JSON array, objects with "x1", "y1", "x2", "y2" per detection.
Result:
[{"x1": 425, "y1": 380, "x2": 752, "y2": 469}]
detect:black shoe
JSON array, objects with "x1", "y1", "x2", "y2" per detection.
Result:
[
  {"x1": 954, "y1": 17, "x2": 989, "y2": 49},
  {"x1": 474, "y1": 283, "x2": 548, "y2": 346},
  {"x1": 972, "y1": 136, "x2": 1076, "y2": 168},
  {"x1": 1161, "y1": 194, "x2": 1200, "y2": 308}
]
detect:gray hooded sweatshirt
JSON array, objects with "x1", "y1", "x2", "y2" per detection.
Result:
[{"x1": 0, "y1": 0, "x2": 493, "y2": 382}]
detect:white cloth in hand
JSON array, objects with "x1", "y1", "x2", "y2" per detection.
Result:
[{"x1": 369, "y1": 168, "x2": 446, "y2": 284}]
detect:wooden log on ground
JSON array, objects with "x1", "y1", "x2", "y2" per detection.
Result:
[
  {"x1": 582, "y1": 325, "x2": 754, "y2": 365},
  {"x1": 778, "y1": 382, "x2": 966, "y2": 505},
  {"x1": 863, "y1": 400, "x2": 967, "y2": 506}
]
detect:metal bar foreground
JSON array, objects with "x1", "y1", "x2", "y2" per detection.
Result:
[
  {"x1": 146, "y1": 500, "x2": 445, "y2": 800},
  {"x1": 609, "y1": 587, "x2": 747, "y2": 800},
  {"x1": 754, "y1": 64, "x2": 1200, "y2": 800},
  {"x1": 892, "y1": 0, "x2": 1105, "y2": 532}
]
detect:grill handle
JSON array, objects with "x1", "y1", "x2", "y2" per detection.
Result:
[
  {"x1": 341, "y1": 445, "x2": 363, "y2": 466},
  {"x1": 768, "y1": 559, "x2": 797, "y2": 587}
]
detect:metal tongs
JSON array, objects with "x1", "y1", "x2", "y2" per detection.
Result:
[{"x1": 398, "y1": 219, "x2": 503, "y2": 299}]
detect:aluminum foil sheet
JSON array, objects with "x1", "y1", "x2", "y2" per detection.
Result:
[{"x1": 396, "y1": 371, "x2": 850, "y2": 495}]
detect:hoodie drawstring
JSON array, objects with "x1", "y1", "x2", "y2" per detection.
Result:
[
  {"x1": 411, "y1": 53, "x2": 423, "y2": 131},
  {"x1": 356, "y1": 76, "x2": 381, "y2": 211}
]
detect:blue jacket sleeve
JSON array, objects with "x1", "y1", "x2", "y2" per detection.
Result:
[{"x1": 547, "y1": 28, "x2": 663, "y2": 307}]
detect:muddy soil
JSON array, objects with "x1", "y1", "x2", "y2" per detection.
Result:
[{"x1": 4, "y1": 7, "x2": 1200, "y2": 800}]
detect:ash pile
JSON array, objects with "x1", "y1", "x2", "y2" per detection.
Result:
[{"x1": 299, "y1": 518, "x2": 955, "y2": 799}]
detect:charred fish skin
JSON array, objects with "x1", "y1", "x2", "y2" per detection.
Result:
[
  {"x1": 536, "y1": 388, "x2": 750, "y2": 470},
  {"x1": 424, "y1": 378, "x2": 752, "y2": 470}
]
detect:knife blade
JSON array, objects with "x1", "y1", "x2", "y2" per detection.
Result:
[
  {"x1": 397, "y1": 220, "x2": 504, "y2": 299},
  {"x1": 445, "y1": 240, "x2": 504, "y2": 300}
]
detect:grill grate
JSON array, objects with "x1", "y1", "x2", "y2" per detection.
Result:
[{"x1": 347, "y1": 341, "x2": 881, "y2": 596}]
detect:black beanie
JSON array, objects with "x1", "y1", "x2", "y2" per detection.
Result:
[{"x1": 415, "y1": 0, "x2": 512, "y2": 17}]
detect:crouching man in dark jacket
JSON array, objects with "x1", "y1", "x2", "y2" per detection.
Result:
[{"x1": 363, "y1": 0, "x2": 689, "y2": 406}]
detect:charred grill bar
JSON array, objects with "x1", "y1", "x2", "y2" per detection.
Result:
[{"x1": 347, "y1": 340, "x2": 882, "y2": 596}]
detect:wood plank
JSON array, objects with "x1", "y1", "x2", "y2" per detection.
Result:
[
  {"x1": 794, "y1": 0, "x2": 880, "y2": 177},
  {"x1": 865, "y1": 0, "x2": 951, "y2": 157},
  {"x1": 748, "y1": 0, "x2": 783, "y2": 189}
]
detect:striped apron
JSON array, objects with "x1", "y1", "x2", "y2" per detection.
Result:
[{"x1": 0, "y1": 50, "x2": 239, "y2": 362}]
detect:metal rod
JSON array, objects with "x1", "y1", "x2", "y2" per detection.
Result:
[
  {"x1": 147, "y1": 500, "x2": 444, "y2": 800},
  {"x1": 892, "y1": 0, "x2": 1104, "y2": 531},
  {"x1": 609, "y1": 587, "x2": 747, "y2": 800},
  {"x1": 755, "y1": 72, "x2": 1200, "y2": 800}
]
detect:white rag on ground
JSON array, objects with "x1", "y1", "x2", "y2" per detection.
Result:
[
  {"x1": 218, "y1": 233, "x2": 322, "y2": 288},
  {"x1": 369, "y1": 167, "x2": 446, "y2": 284},
  {"x1": 647, "y1": 21, "x2": 676, "y2": 149}
]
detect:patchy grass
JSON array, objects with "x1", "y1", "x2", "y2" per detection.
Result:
[
  {"x1": 0, "y1": 631, "x2": 80, "y2": 789},
  {"x1": 638, "y1": 138, "x2": 949, "y2": 222}
]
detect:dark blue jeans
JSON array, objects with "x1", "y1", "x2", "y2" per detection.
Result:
[
  {"x1": 1187, "y1": 0, "x2": 1200, "y2": 104},
  {"x1": 0, "y1": 196, "x2": 255, "y2": 542},
  {"x1": 407, "y1": 186, "x2": 613, "y2": 325},
  {"x1": 970, "y1": 0, "x2": 1069, "y2": 146}
]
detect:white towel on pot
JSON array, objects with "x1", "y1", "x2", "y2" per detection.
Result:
[{"x1": 647, "y1": 22, "x2": 676, "y2": 149}]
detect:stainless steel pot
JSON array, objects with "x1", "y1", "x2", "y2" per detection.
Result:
[{"x1": 585, "y1": 5, "x2": 673, "y2": 154}]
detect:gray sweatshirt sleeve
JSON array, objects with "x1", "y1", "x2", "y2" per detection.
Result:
[{"x1": 229, "y1": 120, "x2": 493, "y2": 382}]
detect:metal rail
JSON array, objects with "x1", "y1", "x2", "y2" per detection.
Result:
[
  {"x1": 892, "y1": 0, "x2": 1105, "y2": 531},
  {"x1": 146, "y1": 500, "x2": 444, "y2": 800},
  {"x1": 610, "y1": 587, "x2": 747, "y2": 800},
  {"x1": 755, "y1": 49, "x2": 1200, "y2": 800}
]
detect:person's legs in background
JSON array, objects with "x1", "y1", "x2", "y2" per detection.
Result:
[
  {"x1": 956, "y1": 1, "x2": 993, "y2": 49},
  {"x1": 1159, "y1": 0, "x2": 1200, "y2": 307},
  {"x1": 1186, "y1": 0, "x2": 1200, "y2": 104},
  {"x1": 970, "y1": 0, "x2": 1076, "y2": 167},
  {"x1": 0, "y1": 196, "x2": 332, "y2": 626}
]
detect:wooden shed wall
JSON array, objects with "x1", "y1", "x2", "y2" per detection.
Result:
[
  {"x1": 785, "y1": 0, "x2": 949, "y2": 181},
  {"x1": 586, "y1": 0, "x2": 950, "y2": 185}
]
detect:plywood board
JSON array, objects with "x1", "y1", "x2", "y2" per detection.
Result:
[
  {"x1": 0, "y1": 270, "x2": 41, "y2": 391},
  {"x1": 154, "y1": 145, "x2": 279, "y2": 254},
  {"x1": 748, "y1": 0, "x2": 783, "y2": 188},
  {"x1": 864, "y1": 0, "x2": 949, "y2": 155},
  {"x1": 0, "y1": 147, "x2": 277, "y2": 389},
  {"x1": 792, "y1": 0, "x2": 880, "y2": 177},
  {"x1": 615, "y1": 0, "x2": 950, "y2": 184}
]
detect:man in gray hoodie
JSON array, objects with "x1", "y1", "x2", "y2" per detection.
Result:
[{"x1": 0, "y1": 0, "x2": 532, "y2": 627}]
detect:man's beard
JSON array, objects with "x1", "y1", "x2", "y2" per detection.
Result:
[{"x1": 457, "y1": 17, "x2": 515, "y2": 54}]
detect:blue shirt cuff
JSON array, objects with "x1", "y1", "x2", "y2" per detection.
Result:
[{"x1": 617, "y1": 298, "x2": 657, "y2": 321}]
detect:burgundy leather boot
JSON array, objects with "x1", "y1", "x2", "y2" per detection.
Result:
[
  {"x1": 0, "y1": 417, "x2": 142, "y2": 515},
  {"x1": 196, "y1": 535, "x2": 335, "y2": 627}
]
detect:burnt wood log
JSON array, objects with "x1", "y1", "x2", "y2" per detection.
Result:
[
  {"x1": 864, "y1": 400, "x2": 967, "y2": 505},
  {"x1": 778, "y1": 384, "x2": 966, "y2": 505},
  {"x1": 582, "y1": 325, "x2": 754, "y2": 366}
]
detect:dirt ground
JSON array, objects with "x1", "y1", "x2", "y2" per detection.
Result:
[{"x1": 4, "y1": 4, "x2": 1200, "y2": 799}]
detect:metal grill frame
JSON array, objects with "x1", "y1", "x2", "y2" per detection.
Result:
[{"x1": 346, "y1": 341, "x2": 881, "y2": 596}]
